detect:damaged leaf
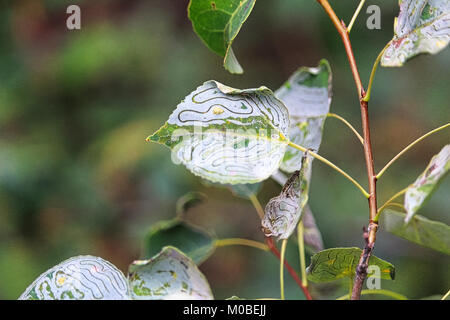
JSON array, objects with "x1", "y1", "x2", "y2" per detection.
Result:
[
  {"x1": 129, "y1": 246, "x2": 214, "y2": 300},
  {"x1": 275, "y1": 59, "x2": 332, "y2": 173},
  {"x1": 262, "y1": 153, "x2": 311, "y2": 240},
  {"x1": 381, "y1": 0, "x2": 450, "y2": 67},
  {"x1": 404, "y1": 144, "x2": 450, "y2": 222}
]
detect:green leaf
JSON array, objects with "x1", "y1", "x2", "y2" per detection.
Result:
[
  {"x1": 381, "y1": 0, "x2": 450, "y2": 67},
  {"x1": 148, "y1": 80, "x2": 290, "y2": 184},
  {"x1": 306, "y1": 248, "x2": 395, "y2": 283},
  {"x1": 262, "y1": 153, "x2": 311, "y2": 240},
  {"x1": 19, "y1": 256, "x2": 130, "y2": 300},
  {"x1": 404, "y1": 144, "x2": 450, "y2": 222},
  {"x1": 188, "y1": 0, "x2": 256, "y2": 74},
  {"x1": 129, "y1": 246, "x2": 214, "y2": 300},
  {"x1": 142, "y1": 219, "x2": 216, "y2": 264},
  {"x1": 275, "y1": 59, "x2": 332, "y2": 173},
  {"x1": 381, "y1": 209, "x2": 450, "y2": 255},
  {"x1": 176, "y1": 191, "x2": 208, "y2": 217}
]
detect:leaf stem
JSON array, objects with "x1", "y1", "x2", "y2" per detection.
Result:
[
  {"x1": 442, "y1": 289, "x2": 450, "y2": 300},
  {"x1": 297, "y1": 221, "x2": 308, "y2": 288},
  {"x1": 375, "y1": 186, "x2": 409, "y2": 221},
  {"x1": 288, "y1": 141, "x2": 369, "y2": 198},
  {"x1": 266, "y1": 237, "x2": 313, "y2": 300},
  {"x1": 363, "y1": 42, "x2": 390, "y2": 102},
  {"x1": 336, "y1": 289, "x2": 408, "y2": 300},
  {"x1": 347, "y1": 0, "x2": 366, "y2": 33},
  {"x1": 249, "y1": 194, "x2": 265, "y2": 220},
  {"x1": 280, "y1": 239, "x2": 288, "y2": 300},
  {"x1": 327, "y1": 112, "x2": 364, "y2": 145},
  {"x1": 215, "y1": 238, "x2": 269, "y2": 251},
  {"x1": 376, "y1": 123, "x2": 450, "y2": 179}
]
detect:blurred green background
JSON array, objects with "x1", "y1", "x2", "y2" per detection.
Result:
[{"x1": 0, "y1": 0, "x2": 448, "y2": 299}]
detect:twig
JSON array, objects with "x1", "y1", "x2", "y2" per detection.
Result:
[{"x1": 316, "y1": 0, "x2": 378, "y2": 300}]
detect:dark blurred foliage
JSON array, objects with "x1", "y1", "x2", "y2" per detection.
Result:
[{"x1": 0, "y1": 0, "x2": 448, "y2": 299}]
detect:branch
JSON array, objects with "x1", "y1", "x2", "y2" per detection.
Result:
[{"x1": 316, "y1": 0, "x2": 378, "y2": 300}]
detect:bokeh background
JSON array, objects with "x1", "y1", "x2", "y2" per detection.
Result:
[{"x1": 0, "y1": 0, "x2": 448, "y2": 299}]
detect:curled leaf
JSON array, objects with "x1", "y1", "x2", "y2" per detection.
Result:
[
  {"x1": 275, "y1": 59, "x2": 332, "y2": 173},
  {"x1": 148, "y1": 80, "x2": 289, "y2": 184},
  {"x1": 381, "y1": 0, "x2": 450, "y2": 67},
  {"x1": 404, "y1": 144, "x2": 449, "y2": 222},
  {"x1": 306, "y1": 248, "x2": 395, "y2": 283},
  {"x1": 188, "y1": 0, "x2": 256, "y2": 73},
  {"x1": 381, "y1": 209, "x2": 450, "y2": 255},
  {"x1": 19, "y1": 256, "x2": 130, "y2": 300},
  {"x1": 262, "y1": 153, "x2": 311, "y2": 240},
  {"x1": 129, "y1": 246, "x2": 214, "y2": 300}
]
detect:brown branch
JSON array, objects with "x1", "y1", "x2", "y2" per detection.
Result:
[
  {"x1": 316, "y1": 0, "x2": 379, "y2": 300},
  {"x1": 266, "y1": 238, "x2": 313, "y2": 300}
]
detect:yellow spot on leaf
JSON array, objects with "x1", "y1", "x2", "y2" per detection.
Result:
[
  {"x1": 213, "y1": 107, "x2": 224, "y2": 115},
  {"x1": 57, "y1": 276, "x2": 66, "y2": 285}
]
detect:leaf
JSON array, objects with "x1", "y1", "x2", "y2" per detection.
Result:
[
  {"x1": 404, "y1": 144, "x2": 450, "y2": 222},
  {"x1": 176, "y1": 191, "x2": 208, "y2": 217},
  {"x1": 381, "y1": 0, "x2": 450, "y2": 67},
  {"x1": 269, "y1": 170, "x2": 324, "y2": 250},
  {"x1": 19, "y1": 256, "x2": 130, "y2": 300},
  {"x1": 302, "y1": 204, "x2": 324, "y2": 253},
  {"x1": 148, "y1": 80, "x2": 290, "y2": 184},
  {"x1": 381, "y1": 209, "x2": 450, "y2": 255},
  {"x1": 188, "y1": 0, "x2": 256, "y2": 74},
  {"x1": 275, "y1": 59, "x2": 332, "y2": 173},
  {"x1": 142, "y1": 219, "x2": 216, "y2": 265},
  {"x1": 262, "y1": 153, "x2": 311, "y2": 240},
  {"x1": 306, "y1": 248, "x2": 395, "y2": 283},
  {"x1": 129, "y1": 246, "x2": 214, "y2": 300}
]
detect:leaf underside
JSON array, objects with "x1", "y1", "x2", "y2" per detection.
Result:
[
  {"x1": 275, "y1": 59, "x2": 332, "y2": 173},
  {"x1": 306, "y1": 247, "x2": 395, "y2": 283},
  {"x1": 148, "y1": 80, "x2": 290, "y2": 185},
  {"x1": 404, "y1": 144, "x2": 450, "y2": 222},
  {"x1": 188, "y1": 0, "x2": 256, "y2": 73},
  {"x1": 381, "y1": 0, "x2": 450, "y2": 67},
  {"x1": 381, "y1": 210, "x2": 450, "y2": 255}
]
